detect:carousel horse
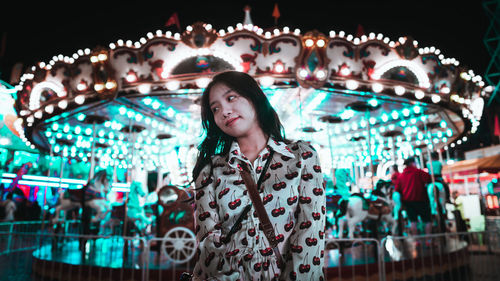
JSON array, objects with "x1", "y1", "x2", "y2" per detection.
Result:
[
  {"x1": 51, "y1": 170, "x2": 113, "y2": 226},
  {"x1": 427, "y1": 181, "x2": 448, "y2": 232},
  {"x1": 104, "y1": 181, "x2": 153, "y2": 235},
  {"x1": 127, "y1": 181, "x2": 154, "y2": 232},
  {"x1": 336, "y1": 180, "x2": 398, "y2": 238}
]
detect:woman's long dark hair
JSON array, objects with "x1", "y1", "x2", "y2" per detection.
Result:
[{"x1": 192, "y1": 71, "x2": 286, "y2": 181}]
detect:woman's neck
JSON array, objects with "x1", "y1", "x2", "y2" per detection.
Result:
[{"x1": 237, "y1": 129, "x2": 268, "y2": 164}]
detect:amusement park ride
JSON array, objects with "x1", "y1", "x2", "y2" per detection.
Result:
[{"x1": 0, "y1": 8, "x2": 496, "y2": 279}]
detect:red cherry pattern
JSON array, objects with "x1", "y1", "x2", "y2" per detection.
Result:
[{"x1": 193, "y1": 139, "x2": 325, "y2": 279}]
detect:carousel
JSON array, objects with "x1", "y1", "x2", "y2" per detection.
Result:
[{"x1": 10, "y1": 10, "x2": 492, "y2": 280}]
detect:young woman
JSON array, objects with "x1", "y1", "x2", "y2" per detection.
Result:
[{"x1": 192, "y1": 71, "x2": 325, "y2": 281}]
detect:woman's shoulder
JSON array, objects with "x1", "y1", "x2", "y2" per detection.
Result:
[
  {"x1": 285, "y1": 139, "x2": 318, "y2": 157},
  {"x1": 197, "y1": 155, "x2": 226, "y2": 176},
  {"x1": 286, "y1": 139, "x2": 317, "y2": 151}
]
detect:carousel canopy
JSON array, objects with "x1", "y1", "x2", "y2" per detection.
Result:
[
  {"x1": 0, "y1": 80, "x2": 37, "y2": 153},
  {"x1": 13, "y1": 21, "x2": 492, "y2": 175},
  {"x1": 442, "y1": 154, "x2": 500, "y2": 176}
]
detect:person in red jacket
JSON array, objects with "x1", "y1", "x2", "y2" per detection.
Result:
[
  {"x1": 390, "y1": 164, "x2": 400, "y2": 187},
  {"x1": 395, "y1": 157, "x2": 432, "y2": 236}
]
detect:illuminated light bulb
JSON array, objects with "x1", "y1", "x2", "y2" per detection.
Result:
[
  {"x1": 316, "y1": 39, "x2": 325, "y2": 47},
  {"x1": 431, "y1": 94, "x2": 441, "y2": 103},
  {"x1": 340, "y1": 109, "x2": 355, "y2": 120},
  {"x1": 58, "y1": 100, "x2": 68, "y2": 109},
  {"x1": 77, "y1": 81, "x2": 87, "y2": 91},
  {"x1": 316, "y1": 70, "x2": 327, "y2": 80},
  {"x1": 105, "y1": 81, "x2": 117, "y2": 89},
  {"x1": 415, "y1": 90, "x2": 425, "y2": 99},
  {"x1": 126, "y1": 73, "x2": 137, "y2": 83},
  {"x1": 413, "y1": 105, "x2": 422, "y2": 114},
  {"x1": 381, "y1": 113, "x2": 389, "y2": 122},
  {"x1": 138, "y1": 84, "x2": 150, "y2": 94},
  {"x1": 460, "y1": 72, "x2": 470, "y2": 80},
  {"x1": 440, "y1": 86, "x2": 450, "y2": 94},
  {"x1": 298, "y1": 69, "x2": 308, "y2": 78},
  {"x1": 97, "y1": 53, "x2": 107, "y2": 61},
  {"x1": 196, "y1": 77, "x2": 211, "y2": 88},
  {"x1": 259, "y1": 76, "x2": 275, "y2": 87},
  {"x1": 372, "y1": 83, "x2": 383, "y2": 93},
  {"x1": 345, "y1": 80, "x2": 358, "y2": 90},
  {"x1": 94, "y1": 84, "x2": 104, "y2": 91},
  {"x1": 368, "y1": 99, "x2": 378, "y2": 107},
  {"x1": 119, "y1": 107, "x2": 127, "y2": 115},
  {"x1": 166, "y1": 80, "x2": 180, "y2": 91},
  {"x1": 339, "y1": 66, "x2": 350, "y2": 76},
  {"x1": 45, "y1": 105, "x2": 54, "y2": 114},
  {"x1": 75, "y1": 95, "x2": 85, "y2": 104},
  {"x1": 305, "y1": 39, "x2": 314, "y2": 47},
  {"x1": 0, "y1": 138, "x2": 10, "y2": 145},
  {"x1": 402, "y1": 110, "x2": 413, "y2": 119},
  {"x1": 394, "y1": 86, "x2": 405, "y2": 95},
  {"x1": 90, "y1": 56, "x2": 98, "y2": 63},
  {"x1": 274, "y1": 62, "x2": 285, "y2": 73},
  {"x1": 34, "y1": 111, "x2": 43, "y2": 119}
]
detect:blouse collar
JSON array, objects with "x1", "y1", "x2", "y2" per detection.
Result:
[{"x1": 227, "y1": 136, "x2": 295, "y2": 167}]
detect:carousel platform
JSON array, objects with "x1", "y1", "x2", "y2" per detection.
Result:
[
  {"x1": 31, "y1": 236, "x2": 191, "y2": 281},
  {"x1": 28, "y1": 234, "x2": 478, "y2": 281}
]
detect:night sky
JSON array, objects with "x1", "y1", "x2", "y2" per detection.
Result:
[{"x1": 0, "y1": 0, "x2": 495, "y2": 155}]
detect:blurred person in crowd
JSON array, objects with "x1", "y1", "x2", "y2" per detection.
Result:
[{"x1": 395, "y1": 157, "x2": 432, "y2": 235}]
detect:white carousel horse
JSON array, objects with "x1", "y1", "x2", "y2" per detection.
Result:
[
  {"x1": 103, "y1": 181, "x2": 154, "y2": 235},
  {"x1": 337, "y1": 180, "x2": 398, "y2": 238},
  {"x1": 52, "y1": 170, "x2": 113, "y2": 225},
  {"x1": 125, "y1": 180, "x2": 153, "y2": 233}
]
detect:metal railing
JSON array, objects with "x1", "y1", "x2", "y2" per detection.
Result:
[{"x1": 0, "y1": 220, "x2": 499, "y2": 281}]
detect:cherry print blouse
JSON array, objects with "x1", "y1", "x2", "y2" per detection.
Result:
[{"x1": 193, "y1": 138, "x2": 325, "y2": 281}]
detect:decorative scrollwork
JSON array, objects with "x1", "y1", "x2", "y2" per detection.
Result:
[
  {"x1": 269, "y1": 37, "x2": 298, "y2": 55},
  {"x1": 224, "y1": 32, "x2": 263, "y2": 53}
]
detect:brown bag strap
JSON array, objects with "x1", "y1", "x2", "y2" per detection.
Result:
[{"x1": 240, "y1": 163, "x2": 285, "y2": 269}]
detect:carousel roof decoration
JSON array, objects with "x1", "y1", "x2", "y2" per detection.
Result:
[{"x1": 12, "y1": 12, "x2": 493, "y2": 181}]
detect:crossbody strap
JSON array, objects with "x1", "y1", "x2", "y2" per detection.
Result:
[
  {"x1": 240, "y1": 159, "x2": 285, "y2": 269},
  {"x1": 222, "y1": 150, "x2": 274, "y2": 243}
]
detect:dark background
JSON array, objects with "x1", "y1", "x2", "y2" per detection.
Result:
[{"x1": 0, "y1": 0, "x2": 497, "y2": 157}]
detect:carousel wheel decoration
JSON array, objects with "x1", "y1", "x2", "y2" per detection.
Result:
[{"x1": 161, "y1": 226, "x2": 196, "y2": 264}]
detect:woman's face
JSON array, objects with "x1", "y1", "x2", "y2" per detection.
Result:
[{"x1": 208, "y1": 82, "x2": 260, "y2": 139}]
